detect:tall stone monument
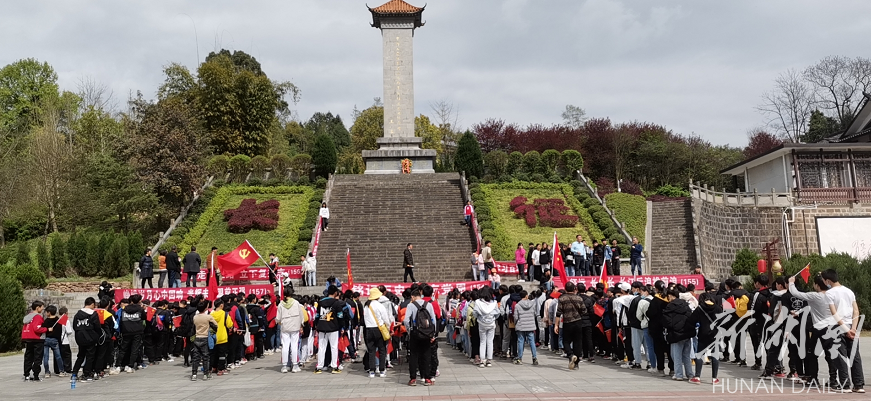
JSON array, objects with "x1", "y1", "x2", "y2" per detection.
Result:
[{"x1": 363, "y1": 0, "x2": 436, "y2": 174}]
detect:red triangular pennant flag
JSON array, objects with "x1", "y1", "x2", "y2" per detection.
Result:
[
  {"x1": 207, "y1": 252, "x2": 219, "y2": 300},
  {"x1": 217, "y1": 240, "x2": 261, "y2": 278},
  {"x1": 799, "y1": 263, "x2": 811, "y2": 284},
  {"x1": 552, "y1": 232, "x2": 569, "y2": 282}
]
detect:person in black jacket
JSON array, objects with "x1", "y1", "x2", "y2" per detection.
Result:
[
  {"x1": 663, "y1": 288, "x2": 694, "y2": 380},
  {"x1": 246, "y1": 294, "x2": 266, "y2": 359},
  {"x1": 183, "y1": 246, "x2": 202, "y2": 287},
  {"x1": 315, "y1": 286, "x2": 347, "y2": 374},
  {"x1": 139, "y1": 248, "x2": 154, "y2": 288},
  {"x1": 166, "y1": 247, "x2": 182, "y2": 288},
  {"x1": 689, "y1": 288, "x2": 723, "y2": 384},
  {"x1": 747, "y1": 275, "x2": 771, "y2": 370},
  {"x1": 403, "y1": 244, "x2": 415, "y2": 283},
  {"x1": 72, "y1": 297, "x2": 101, "y2": 380},
  {"x1": 115, "y1": 294, "x2": 146, "y2": 373}
]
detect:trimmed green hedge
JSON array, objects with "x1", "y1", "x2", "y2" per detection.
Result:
[
  {"x1": 604, "y1": 192, "x2": 647, "y2": 244},
  {"x1": 477, "y1": 182, "x2": 603, "y2": 261},
  {"x1": 180, "y1": 185, "x2": 314, "y2": 264}
]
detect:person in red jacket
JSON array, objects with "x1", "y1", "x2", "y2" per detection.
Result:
[{"x1": 22, "y1": 300, "x2": 47, "y2": 381}]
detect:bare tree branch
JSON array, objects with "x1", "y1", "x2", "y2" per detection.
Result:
[{"x1": 756, "y1": 69, "x2": 815, "y2": 143}]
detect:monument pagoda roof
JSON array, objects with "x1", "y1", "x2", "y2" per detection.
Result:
[{"x1": 368, "y1": 0, "x2": 425, "y2": 28}]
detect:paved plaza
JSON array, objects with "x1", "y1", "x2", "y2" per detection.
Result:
[{"x1": 4, "y1": 336, "x2": 870, "y2": 401}]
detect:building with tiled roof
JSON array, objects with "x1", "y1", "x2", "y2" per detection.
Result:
[{"x1": 368, "y1": 0, "x2": 425, "y2": 29}]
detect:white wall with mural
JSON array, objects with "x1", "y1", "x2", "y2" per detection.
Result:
[{"x1": 816, "y1": 217, "x2": 871, "y2": 260}]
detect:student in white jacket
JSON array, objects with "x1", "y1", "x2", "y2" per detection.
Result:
[
  {"x1": 474, "y1": 287, "x2": 502, "y2": 367},
  {"x1": 363, "y1": 289, "x2": 391, "y2": 378},
  {"x1": 319, "y1": 203, "x2": 330, "y2": 231},
  {"x1": 276, "y1": 288, "x2": 308, "y2": 373}
]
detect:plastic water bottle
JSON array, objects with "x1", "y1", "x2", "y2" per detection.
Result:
[{"x1": 70, "y1": 375, "x2": 77, "y2": 389}]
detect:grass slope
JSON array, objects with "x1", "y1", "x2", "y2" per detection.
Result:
[
  {"x1": 182, "y1": 186, "x2": 313, "y2": 263},
  {"x1": 480, "y1": 183, "x2": 601, "y2": 261},
  {"x1": 604, "y1": 193, "x2": 647, "y2": 244}
]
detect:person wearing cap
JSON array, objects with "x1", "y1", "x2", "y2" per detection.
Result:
[{"x1": 362, "y1": 288, "x2": 391, "y2": 378}]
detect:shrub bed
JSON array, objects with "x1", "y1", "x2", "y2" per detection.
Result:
[{"x1": 604, "y1": 192, "x2": 647, "y2": 244}]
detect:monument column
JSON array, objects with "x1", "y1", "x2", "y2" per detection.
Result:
[{"x1": 363, "y1": 0, "x2": 436, "y2": 174}]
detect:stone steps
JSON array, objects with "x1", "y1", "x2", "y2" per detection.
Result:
[
  {"x1": 649, "y1": 199, "x2": 697, "y2": 275},
  {"x1": 316, "y1": 173, "x2": 477, "y2": 283}
]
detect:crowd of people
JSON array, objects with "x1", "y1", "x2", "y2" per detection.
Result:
[{"x1": 19, "y1": 249, "x2": 865, "y2": 394}]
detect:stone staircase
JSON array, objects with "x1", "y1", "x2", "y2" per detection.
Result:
[
  {"x1": 316, "y1": 173, "x2": 477, "y2": 283},
  {"x1": 649, "y1": 199, "x2": 697, "y2": 275}
]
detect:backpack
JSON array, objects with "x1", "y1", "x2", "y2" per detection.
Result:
[
  {"x1": 427, "y1": 300, "x2": 446, "y2": 333},
  {"x1": 506, "y1": 299, "x2": 517, "y2": 328},
  {"x1": 181, "y1": 309, "x2": 196, "y2": 338},
  {"x1": 410, "y1": 301, "x2": 436, "y2": 341}
]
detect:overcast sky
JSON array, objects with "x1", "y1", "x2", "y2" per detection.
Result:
[{"x1": 2, "y1": 0, "x2": 869, "y2": 146}]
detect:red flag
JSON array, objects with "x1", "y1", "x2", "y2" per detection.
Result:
[
  {"x1": 216, "y1": 240, "x2": 261, "y2": 278},
  {"x1": 54, "y1": 314, "x2": 68, "y2": 328},
  {"x1": 605, "y1": 329, "x2": 612, "y2": 342},
  {"x1": 617, "y1": 329, "x2": 624, "y2": 343},
  {"x1": 207, "y1": 252, "x2": 219, "y2": 300},
  {"x1": 725, "y1": 296, "x2": 736, "y2": 310},
  {"x1": 346, "y1": 248, "x2": 354, "y2": 288},
  {"x1": 172, "y1": 315, "x2": 182, "y2": 328},
  {"x1": 799, "y1": 263, "x2": 811, "y2": 284},
  {"x1": 599, "y1": 258, "x2": 609, "y2": 291},
  {"x1": 338, "y1": 335, "x2": 350, "y2": 352},
  {"x1": 593, "y1": 303, "x2": 605, "y2": 317},
  {"x1": 552, "y1": 232, "x2": 569, "y2": 283},
  {"x1": 595, "y1": 320, "x2": 604, "y2": 333},
  {"x1": 146, "y1": 307, "x2": 156, "y2": 322}
]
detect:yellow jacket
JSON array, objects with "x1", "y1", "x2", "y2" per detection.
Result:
[{"x1": 211, "y1": 309, "x2": 233, "y2": 344}]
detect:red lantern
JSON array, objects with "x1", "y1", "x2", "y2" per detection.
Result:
[{"x1": 757, "y1": 259, "x2": 767, "y2": 273}]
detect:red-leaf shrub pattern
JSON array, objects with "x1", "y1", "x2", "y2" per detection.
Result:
[
  {"x1": 509, "y1": 196, "x2": 528, "y2": 211},
  {"x1": 223, "y1": 198, "x2": 280, "y2": 233},
  {"x1": 511, "y1": 197, "x2": 578, "y2": 228}
]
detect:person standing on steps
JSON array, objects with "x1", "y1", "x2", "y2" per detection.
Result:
[
  {"x1": 319, "y1": 202, "x2": 330, "y2": 231},
  {"x1": 303, "y1": 252, "x2": 317, "y2": 287},
  {"x1": 481, "y1": 241, "x2": 495, "y2": 279},
  {"x1": 515, "y1": 243, "x2": 527, "y2": 283},
  {"x1": 157, "y1": 250, "x2": 167, "y2": 288},
  {"x1": 139, "y1": 248, "x2": 154, "y2": 288},
  {"x1": 183, "y1": 246, "x2": 202, "y2": 288},
  {"x1": 463, "y1": 200, "x2": 474, "y2": 226},
  {"x1": 629, "y1": 237, "x2": 643, "y2": 276},
  {"x1": 166, "y1": 246, "x2": 182, "y2": 288},
  {"x1": 610, "y1": 240, "x2": 622, "y2": 276},
  {"x1": 570, "y1": 236, "x2": 585, "y2": 277},
  {"x1": 403, "y1": 243, "x2": 416, "y2": 283}
]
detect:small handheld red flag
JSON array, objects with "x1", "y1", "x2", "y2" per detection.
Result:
[
  {"x1": 605, "y1": 329, "x2": 612, "y2": 342},
  {"x1": 54, "y1": 314, "x2": 68, "y2": 328},
  {"x1": 146, "y1": 307, "x2": 156, "y2": 322},
  {"x1": 799, "y1": 263, "x2": 811, "y2": 284},
  {"x1": 596, "y1": 320, "x2": 604, "y2": 334},
  {"x1": 207, "y1": 252, "x2": 219, "y2": 300},
  {"x1": 593, "y1": 303, "x2": 605, "y2": 317}
]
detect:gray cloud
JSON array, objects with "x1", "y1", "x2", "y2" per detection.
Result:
[{"x1": 2, "y1": 0, "x2": 869, "y2": 146}]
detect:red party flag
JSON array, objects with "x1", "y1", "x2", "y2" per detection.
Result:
[
  {"x1": 799, "y1": 263, "x2": 811, "y2": 284},
  {"x1": 551, "y1": 232, "x2": 569, "y2": 283},
  {"x1": 217, "y1": 240, "x2": 261, "y2": 278}
]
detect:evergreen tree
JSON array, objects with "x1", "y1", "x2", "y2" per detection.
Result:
[
  {"x1": 803, "y1": 110, "x2": 841, "y2": 143},
  {"x1": 128, "y1": 231, "x2": 144, "y2": 267},
  {"x1": 49, "y1": 233, "x2": 68, "y2": 278},
  {"x1": 36, "y1": 240, "x2": 50, "y2": 275},
  {"x1": 66, "y1": 232, "x2": 88, "y2": 276},
  {"x1": 15, "y1": 241, "x2": 31, "y2": 266},
  {"x1": 311, "y1": 133, "x2": 337, "y2": 178},
  {"x1": 455, "y1": 131, "x2": 484, "y2": 178},
  {"x1": 85, "y1": 234, "x2": 103, "y2": 277},
  {"x1": 0, "y1": 273, "x2": 25, "y2": 352}
]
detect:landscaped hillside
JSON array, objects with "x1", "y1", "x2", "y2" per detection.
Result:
[
  {"x1": 604, "y1": 192, "x2": 647, "y2": 244},
  {"x1": 177, "y1": 186, "x2": 316, "y2": 263},
  {"x1": 471, "y1": 182, "x2": 603, "y2": 261}
]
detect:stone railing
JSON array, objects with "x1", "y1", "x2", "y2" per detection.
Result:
[
  {"x1": 575, "y1": 171, "x2": 634, "y2": 244},
  {"x1": 690, "y1": 180, "x2": 792, "y2": 207},
  {"x1": 309, "y1": 173, "x2": 334, "y2": 257},
  {"x1": 152, "y1": 175, "x2": 215, "y2": 252}
]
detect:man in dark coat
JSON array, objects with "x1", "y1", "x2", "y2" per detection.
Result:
[
  {"x1": 166, "y1": 246, "x2": 182, "y2": 288},
  {"x1": 183, "y1": 246, "x2": 202, "y2": 287},
  {"x1": 403, "y1": 243, "x2": 415, "y2": 283}
]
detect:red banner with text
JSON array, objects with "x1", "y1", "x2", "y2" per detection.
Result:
[
  {"x1": 181, "y1": 265, "x2": 302, "y2": 282},
  {"x1": 115, "y1": 284, "x2": 274, "y2": 303},
  {"x1": 342, "y1": 281, "x2": 491, "y2": 298},
  {"x1": 560, "y1": 274, "x2": 705, "y2": 289}
]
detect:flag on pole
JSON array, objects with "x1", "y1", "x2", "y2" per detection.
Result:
[
  {"x1": 346, "y1": 248, "x2": 354, "y2": 288},
  {"x1": 53, "y1": 314, "x2": 68, "y2": 328},
  {"x1": 216, "y1": 240, "x2": 261, "y2": 278},
  {"x1": 551, "y1": 232, "x2": 569, "y2": 284},
  {"x1": 595, "y1": 320, "x2": 604, "y2": 333},
  {"x1": 207, "y1": 251, "x2": 219, "y2": 300},
  {"x1": 798, "y1": 263, "x2": 811, "y2": 284},
  {"x1": 593, "y1": 303, "x2": 605, "y2": 317},
  {"x1": 599, "y1": 257, "x2": 609, "y2": 290},
  {"x1": 605, "y1": 329, "x2": 612, "y2": 342}
]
